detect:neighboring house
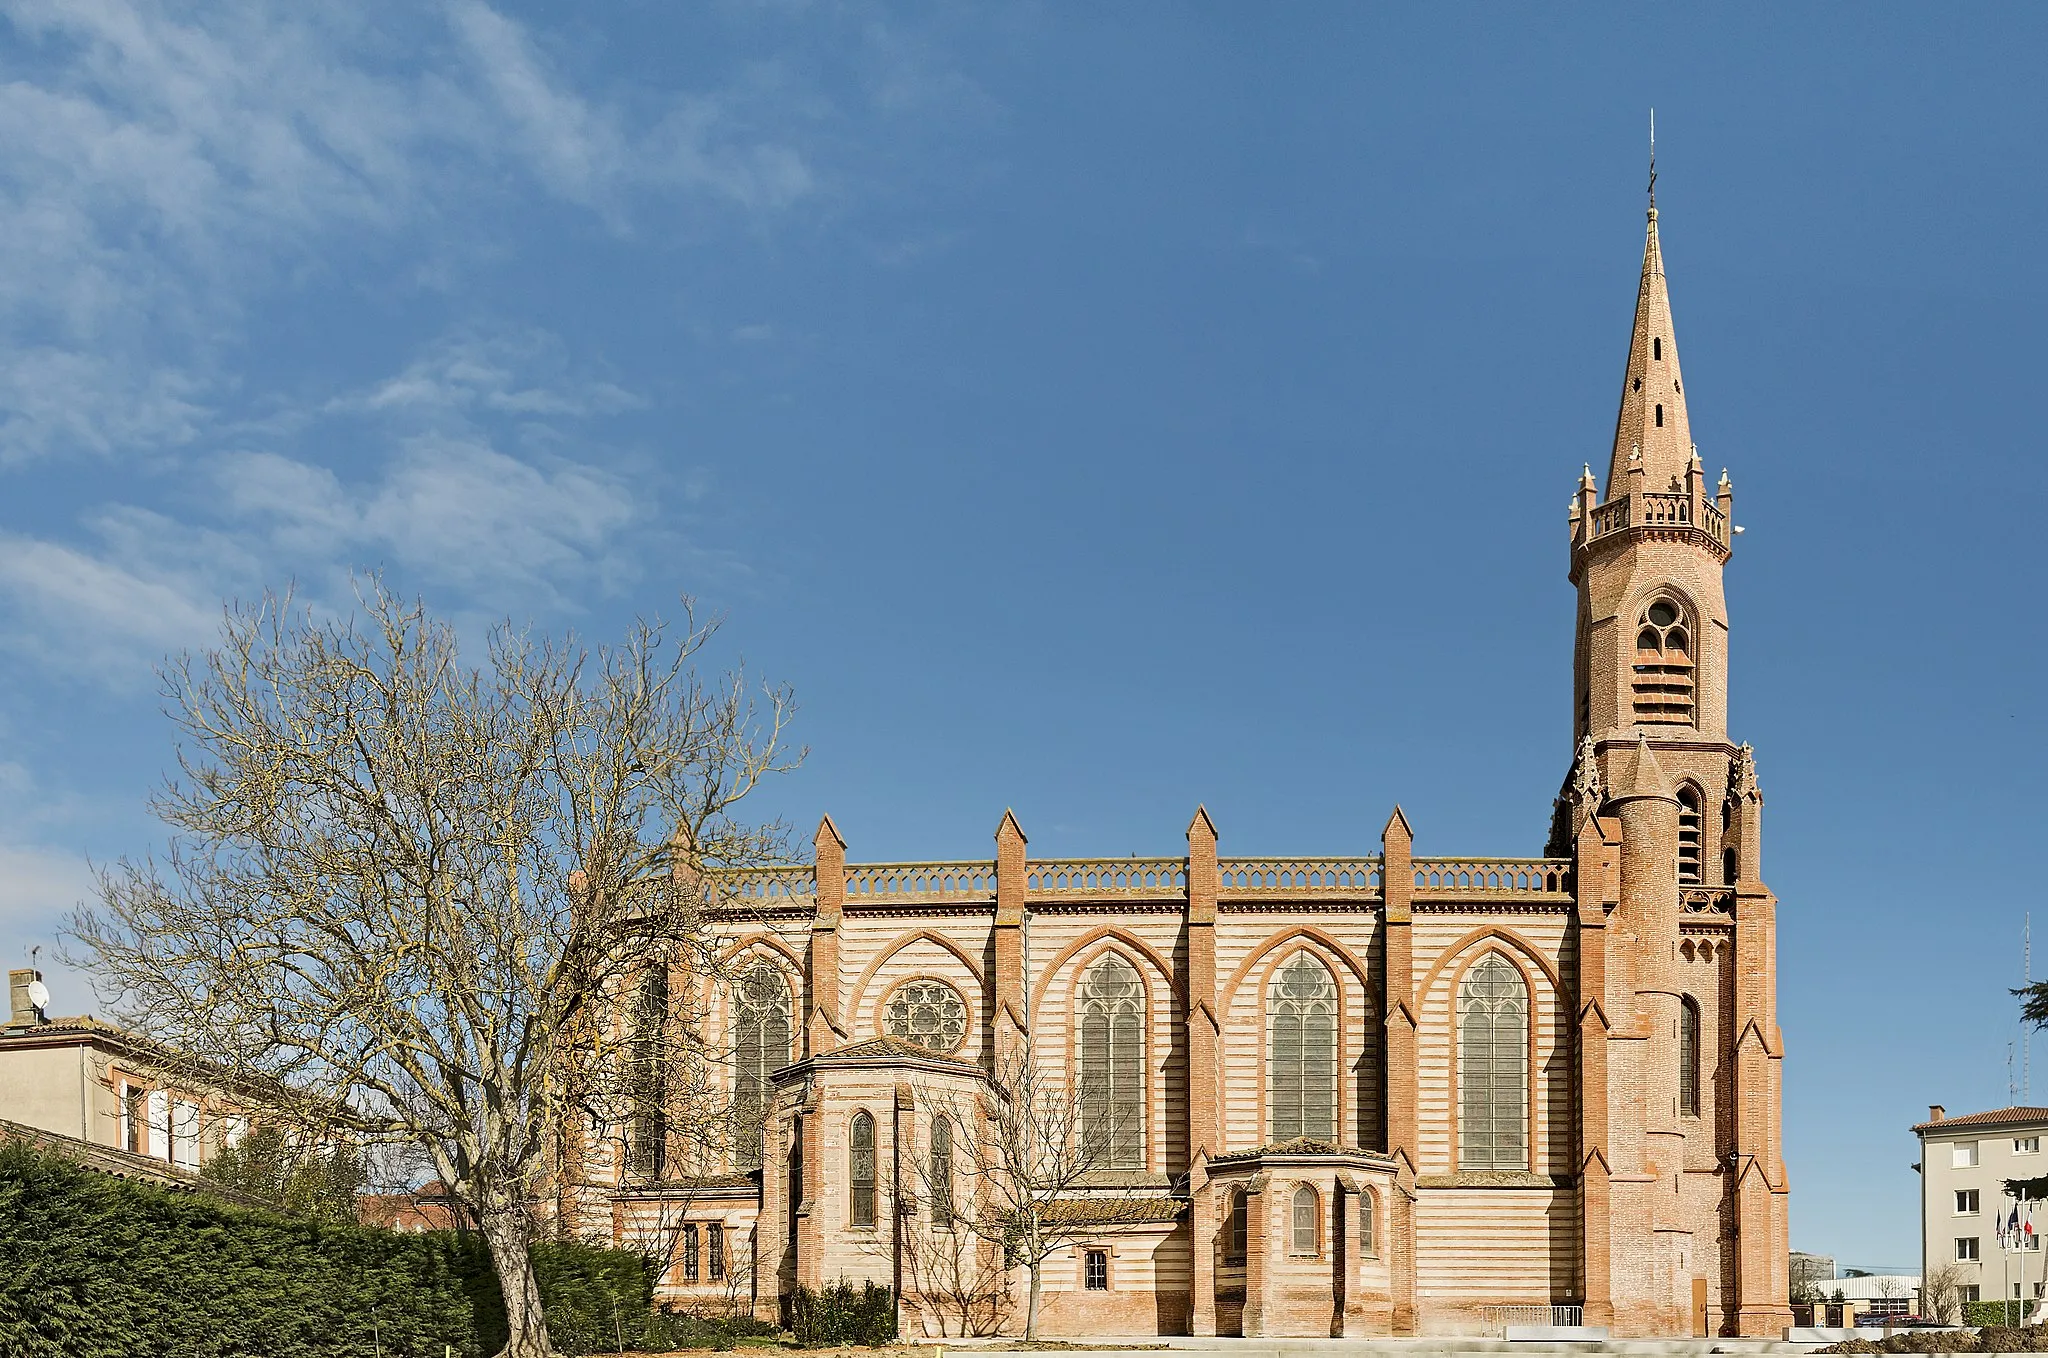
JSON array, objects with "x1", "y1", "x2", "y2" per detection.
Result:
[
  {"x1": 360, "y1": 1181, "x2": 473, "y2": 1234},
  {"x1": 1915, "y1": 1105, "x2": 2048, "y2": 1308},
  {"x1": 1, "y1": 967, "x2": 250, "y2": 1171},
  {"x1": 563, "y1": 189, "x2": 1792, "y2": 1340}
]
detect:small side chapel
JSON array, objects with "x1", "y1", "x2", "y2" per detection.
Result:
[{"x1": 560, "y1": 193, "x2": 1792, "y2": 1339}]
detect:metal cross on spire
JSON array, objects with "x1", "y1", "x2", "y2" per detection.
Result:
[{"x1": 1648, "y1": 108, "x2": 1658, "y2": 209}]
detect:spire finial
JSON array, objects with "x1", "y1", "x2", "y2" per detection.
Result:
[{"x1": 1647, "y1": 108, "x2": 1657, "y2": 213}]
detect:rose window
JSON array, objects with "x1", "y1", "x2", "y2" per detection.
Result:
[{"x1": 885, "y1": 979, "x2": 969, "y2": 1053}]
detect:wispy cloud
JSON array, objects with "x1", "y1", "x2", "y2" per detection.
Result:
[
  {"x1": 0, "y1": 0, "x2": 815, "y2": 465},
  {"x1": 334, "y1": 329, "x2": 644, "y2": 422}
]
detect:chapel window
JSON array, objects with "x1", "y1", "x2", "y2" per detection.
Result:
[
  {"x1": 708, "y1": 1222, "x2": 726, "y2": 1280},
  {"x1": 930, "y1": 1116, "x2": 954, "y2": 1228},
  {"x1": 629, "y1": 966, "x2": 669, "y2": 1177},
  {"x1": 732, "y1": 959, "x2": 793, "y2": 1171},
  {"x1": 1632, "y1": 596, "x2": 1696, "y2": 725},
  {"x1": 850, "y1": 1110, "x2": 878, "y2": 1227},
  {"x1": 1223, "y1": 1187, "x2": 1247, "y2": 1266},
  {"x1": 1457, "y1": 953, "x2": 1529, "y2": 1172},
  {"x1": 1360, "y1": 1189, "x2": 1377, "y2": 1258},
  {"x1": 1078, "y1": 955, "x2": 1145, "y2": 1169},
  {"x1": 682, "y1": 1223, "x2": 700, "y2": 1282},
  {"x1": 1268, "y1": 954, "x2": 1338, "y2": 1143},
  {"x1": 1677, "y1": 784, "x2": 1705, "y2": 885},
  {"x1": 1291, "y1": 1184, "x2": 1321, "y2": 1255},
  {"x1": 1679, "y1": 997, "x2": 1702, "y2": 1118},
  {"x1": 885, "y1": 979, "x2": 969, "y2": 1053}
]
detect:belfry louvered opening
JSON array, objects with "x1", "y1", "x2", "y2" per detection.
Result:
[
  {"x1": 1632, "y1": 596, "x2": 1696, "y2": 725},
  {"x1": 1677, "y1": 784, "x2": 1704, "y2": 885}
]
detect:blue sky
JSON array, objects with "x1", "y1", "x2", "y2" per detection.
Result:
[{"x1": 2, "y1": 2, "x2": 2042, "y2": 1271}]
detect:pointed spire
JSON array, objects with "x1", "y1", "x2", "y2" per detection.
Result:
[{"x1": 1605, "y1": 193, "x2": 1694, "y2": 495}]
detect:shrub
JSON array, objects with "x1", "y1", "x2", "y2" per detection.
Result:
[
  {"x1": 1964, "y1": 1299, "x2": 2038, "y2": 1328},
  {"x1": 789, "y1": 1279, "x2": 896, "y2": 1348},
  {"x1": 0, "y1": 1139, "x2": 664, "y2": 1358}
]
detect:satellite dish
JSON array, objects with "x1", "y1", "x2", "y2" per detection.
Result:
[{"x1": 25, "y1": 979, "x2": 49, "y2": 1014}]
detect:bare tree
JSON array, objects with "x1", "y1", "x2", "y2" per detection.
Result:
[
  {"x1": 1921, "y1": 1262, "x2": 1966, "y2": 1325},
  {"x1": 903, "y1": 1037, "x2": 1142, "y2": 1339},
  {"x1": 66, "y1": 582, "x2": 798, "y2": 1358}
]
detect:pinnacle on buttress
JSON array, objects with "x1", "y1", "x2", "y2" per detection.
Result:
[{"x1": 1605, "y1": 201, "x2": 1694, "y2": 496}]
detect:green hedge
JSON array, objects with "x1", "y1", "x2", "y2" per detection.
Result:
[
  {"x1": 0, "y1": 1139, "x2": 666, "y2": 1357},
  {"x1": 1966, "y1": 1298, "x2": 2039, "y2": 1327}
]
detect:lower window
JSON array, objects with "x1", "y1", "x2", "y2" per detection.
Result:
[
  {"x1": 1962, "y1": 1285, "x2": 1981, "y2": 1302},
  {"x1": 1958, "y1": 1237, "x2": 1980, "y2": 1261},
  {"x1": 1084, "y1": 1250, "x2": 1108, "y2": 1291}
]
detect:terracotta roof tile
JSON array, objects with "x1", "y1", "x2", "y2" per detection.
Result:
[{"x1": 1914, "y1": 1106, "x2": 2048, "y2": 1132}]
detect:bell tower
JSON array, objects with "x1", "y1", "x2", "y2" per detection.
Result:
[{"x1": 1561, "y1": 183, "x2": 1790, "y2": 1338}]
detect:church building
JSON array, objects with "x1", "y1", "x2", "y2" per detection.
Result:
[{"x1": 568, "y1": 193, "x2": 1793, "y2": 1339}]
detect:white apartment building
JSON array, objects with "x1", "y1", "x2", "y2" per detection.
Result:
[
  {"x1": 1915, "y1": 1105, "x2": 2048, "y2": 1309},
  {"x1": 0, "y1": 968, "x2": 248, "y2": 1170}
]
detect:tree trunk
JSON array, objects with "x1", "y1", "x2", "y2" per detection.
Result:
[
  {"x1": 1025, "y1": 1261, "x2": 1041, "y2": 1339},
  {"x1": 480, "y1": 1205, "x2": 553, "y2": 1358}
]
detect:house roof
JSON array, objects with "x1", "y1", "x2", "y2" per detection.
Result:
[
  {"x1": 813, "y1": 1035, "x2": 980, "y2": 1067},
  {"x1": 1209, "y1": 1138, "x2": 1393, "y2": 1166},
  {"x1": 0, "y1": 1116, "x2": 275, "y2": 1210},
  {"x1": 1042, "y1": 1195, "x2": 1186, "y2": 1225},
  {"x1": 1914, "y1": 1106, "x2": 2048, "y2": 1133}
]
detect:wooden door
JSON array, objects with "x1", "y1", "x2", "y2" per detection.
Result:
[{"x1": 1692, "y1": 1277, "x2": 1710, "y2": 1336}]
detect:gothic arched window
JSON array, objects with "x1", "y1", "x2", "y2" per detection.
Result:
[
  {"x1": 629, "y1": 966, "x2": 669, "y2": 1177},
  {"x1": 1222, "y1": 1186, "x2": 1247, "y2": 1266},
  {"x1": 850, "y1": 1111, "x2": 877, "y2": 1227},
  {"x1": 1078, "y1": 954, "x2": 1145, "y2": 1169},
  {"x1": 1268, "y1": 953, "x2": 1338, "y2": 1143},
  {"x1": 1677, "y1": 784, "x2": 1705, "y2": 885},
  {"x1": 930, "y1": 1116, "x2": 954, "y2": 1228},
  {"x1": 1360, "y1": 1189, "x2": 1377, "y2": 1258},
  {"x1": 1632, "y1": 595, "x2": 1696, "y2": 726},
  {"x1": 1680, "y1": 996, "x2": 1702, "y2": 1118},
  {"x1": 731, "y1": 959, "x2": 793, "y2": 1171},
  {"x1": 1291, "y1": 1184, "x2": 1320, "y2": 1255},
  {"x1": 1457, "y1": 953, "x2": 1529, "y2": 1172}
]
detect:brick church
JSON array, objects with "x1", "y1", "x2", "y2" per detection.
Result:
[{"x1": 569, "y1": 194, "x2": 1793, "y2": 1339}]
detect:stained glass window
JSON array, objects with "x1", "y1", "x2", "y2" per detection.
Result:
[
  {"x1": 1079, "y1": 955, "x2": 1145, "y2": 1169},
  {"x1": 1268, "y1": 954, "x2": 1337, "y2": 1143},
  {"x1": 1457, "y1": 953, "x2": 1528, "y2": 1171}
]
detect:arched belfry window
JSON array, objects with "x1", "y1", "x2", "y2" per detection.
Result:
[
  {"x1": 1078, "y1": 954, "x2": 1145, "y2": 1169},
  {"x1": 732, "y1": 959, "x2": 793, "y2": 1171},
  {"x1": 1679, "y1": 997, "x2": 1702, "y2": 1118},
  {"x1": 1632, "y1": 596, "x2": 1696, "y2": 726},
  {"x1": 1268, "y1": 954, "x2": 1338, "y2": 1143},
  {"x1": 850, "y1": 1111, "x2": 877, "y2": 1227},
  {"x1": 1677, "y1": 784, "x2": 1705, "y2": 885},
  {"x1": 1457, "y1": 953, "x2": 1529, "y2": 1172},
  {"x1": 628, "y1": 967, "x2": 669, "y2": 1177}
]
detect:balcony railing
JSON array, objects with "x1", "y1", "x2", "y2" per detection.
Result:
[
  {"x1": 846, "y1": 861, "x2": 996, "y2": 903},
  {"x1": 1586, "y1": 491, "x2": 1730, "y2": 548},
  {"x1": 1217, "y1": 857, "x2": 1380, "y2": 899},
  {"x1": 1027, "y1": 858, "x2": 1187, "y2": 900},
  {"x1": 1413, "y1": 858, "x2": 1572, "y2": 898}
]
